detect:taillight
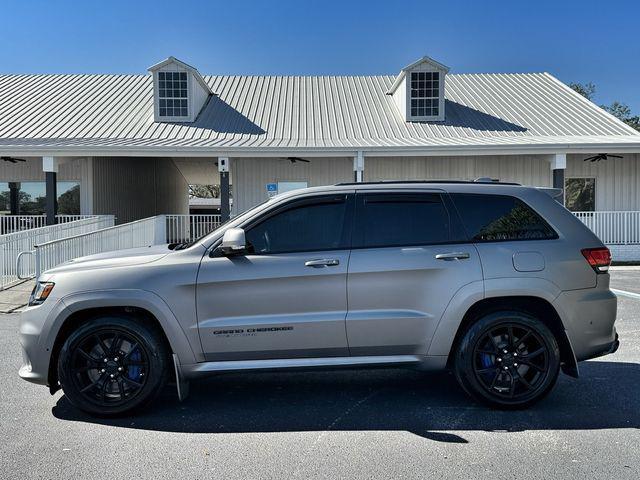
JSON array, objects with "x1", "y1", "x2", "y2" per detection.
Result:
[{"x1": 581, "y1": 247, "x2": 611, "y2": 273}]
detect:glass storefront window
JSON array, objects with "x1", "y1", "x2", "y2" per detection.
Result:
[{"x1": 0, "y1": 181, "x2": 80, "y2": 215}]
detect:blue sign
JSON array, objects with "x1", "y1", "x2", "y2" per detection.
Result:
[{"x1": 266, "y1": 183, "x2": 278, "y2": 192}]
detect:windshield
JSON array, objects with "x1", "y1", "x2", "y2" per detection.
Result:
[{"x1": 170, "y1": 199, "x2": 272, "y2": 250}]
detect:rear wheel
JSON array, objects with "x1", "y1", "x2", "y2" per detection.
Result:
[
  {"x1": 58, "y1": 315, "x2": 169, "y2": 416},
  {"x1": 453, "y1": 311, "x2": 560, "y2": 409}
]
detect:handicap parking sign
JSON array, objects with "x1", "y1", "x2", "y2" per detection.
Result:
[{"x1": 266, "y1": 183, "x2": 278, "y2": 197}]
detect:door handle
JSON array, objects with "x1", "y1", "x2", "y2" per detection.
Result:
[
  {"x1": 305, "y1": 258, "x2": 340, "y2": 267},
  {"x1": 435, "y1": 252, "x2": 470, "y2": 261}
]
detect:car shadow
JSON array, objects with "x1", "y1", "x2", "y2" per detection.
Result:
[{"x1": 52, "y1": 361, "x2": 640, "y2": 441}]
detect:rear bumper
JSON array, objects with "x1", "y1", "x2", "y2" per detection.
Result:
[
  {"x1": 553, "y1": 278, "x2": 618, "y2": 362},
  {"x1": 582, "y1": 332, "x2": 619, "y2": 361},
  {"x1": 607, "y1": 333, "x2": 620, "y2": 354}
]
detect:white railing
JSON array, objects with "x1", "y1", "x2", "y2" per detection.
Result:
[
  {"x1": 11, "y1": 214, "x2": 222, "y2": 285},
  {"x1": 0, "y1": 215, "x2": 95, "y2": 235},
  {"x1": 165, "y1": 214, "x2": 221, "y2": 243},
  {"x1": 31, "y1": 216, "x2": 165, "y2": 278},
  {"x1": 573, "y1": 211, "x2": 640, "y2": 245},
  {"x1": 1, "y1": 215, "x2": 114, "y2": 289}
]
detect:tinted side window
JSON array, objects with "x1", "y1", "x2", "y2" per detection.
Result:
[
  {"x1": 451, "y1": 193, "x2": 557, "y2": 242},
  {"x1": 356, "y1": 193, "x2": 450, "y2": 248},
  {"x1": 245, "y1": 195, "x2": 350, "y2": 254}
]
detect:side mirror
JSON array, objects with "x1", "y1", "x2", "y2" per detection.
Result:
[{"x1": 220, "y1": 228, "x2": 246, "y2": 255}]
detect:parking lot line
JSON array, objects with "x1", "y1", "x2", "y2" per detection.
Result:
[{"x1": 611, "y1": 288, "x2": 640, "y2": 301}]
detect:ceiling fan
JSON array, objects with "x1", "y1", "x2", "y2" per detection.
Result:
[
  {"x1": 282, "y1": 157, "x2": 310, "y2": 164},
  {"x1": 583, "y1": 153, "x2": 623, "y2": 162},
  {"x1": 1, "y1": 156, "x2": 26, "y2": 163}
]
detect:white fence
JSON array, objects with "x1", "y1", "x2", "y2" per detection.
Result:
[
  {"x1": 165, "y1": 214, "x2": 221, "y2": 243},
  {"x1": 11, "y1": 214, "x2": 223, "y2": 285},
  {"x1": 1, "y1": 216, "x2": 114, "y2": 289},
  {"x1": 0, "y1": 215, "x2": 94, "y2": 235},
  {"x1": 573, "y1": 211, "x2": 640, "y2": 245},
  {"x1": 31, "y1": 216, "x2": 164, "y2": 278}
]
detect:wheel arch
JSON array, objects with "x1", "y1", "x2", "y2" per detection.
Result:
[
  {"x1": 46, "y1": 290, "x2": 199, "y2": 392},
  {"x1": 446, "y1": 295, "x2": 579, "y2": 378}
]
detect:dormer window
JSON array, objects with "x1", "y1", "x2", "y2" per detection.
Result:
[
  {"x1": 410, "y1": 71, "x2": 440, "y2": 118},
  {"x1": 158, "y1": 71, "x2": 189, "y2": 118},
  {"x1": 387, "y1": 56, "x2": 449, "y2": 122},
  {"x1": 148, "y1": 56, "x2": 213, "y2": 123}
]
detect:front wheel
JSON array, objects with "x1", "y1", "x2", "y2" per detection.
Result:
[
  {"x1": 58, "y1": 315, "x2": 169, "y2": 416},
  {"x1": 453, "y1": 311, "x2": 561, "y2": 409}
]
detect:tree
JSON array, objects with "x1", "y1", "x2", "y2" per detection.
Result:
[
  {"x1": 19, "y1": 194, "x2": 46, "y2": 215},
  {"x1": 569, "y1": 82, "x2": 596, "y2": 101},
  {"x1": 58, "y1": 184, "x2": 81, "y2": 214},
  {"x1": 602, "y1": 101, "x2": 640, "y2": 131},
  {"x1": 570, "y1": 82, "x2": 640, "y2": 132},
  {"x1": 189, "y1": 184, "x2": 219, "y2": 198},
  {"x1": 188, "y1": 184, "x2": 232, "y2": 199}
]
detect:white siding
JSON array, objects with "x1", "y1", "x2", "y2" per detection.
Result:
[
  {"x1": 231, "y1": 154, "x2": 640, "y2": 213},
  {"x1": 567, "y1": 153, "x2": 640, "y2": 210},
  {"x1": 0, "y1": 156, "x2": 92, "y2": 213},
  {"x1": 231, "y1": 157, "x2": 352, "y2": 214},
  {"x1": 92, "y1": 157, "x2": 188, "y2": 224},
  {"x1": 231, "y1": 155, "x2": 555, "y2": 214},
  {"x1": 366, "y1": 155, "x2": 552, "y2": 187}
]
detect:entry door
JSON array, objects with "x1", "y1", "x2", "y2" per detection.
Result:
[
  {"x1": 197, "y1": 193, "x2": 354, "y2": 361},
  {"x1": 346, "y1": 192, "x2": 483, "y2": 356}
]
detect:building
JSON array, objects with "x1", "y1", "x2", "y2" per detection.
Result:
[{"x1": 1, "y1": 56, "x2": 639, "y2": 235}]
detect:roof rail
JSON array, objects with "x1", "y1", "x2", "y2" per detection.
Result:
[{"x1": 335, "y1": 179, "x2": 521, "y2": 186}]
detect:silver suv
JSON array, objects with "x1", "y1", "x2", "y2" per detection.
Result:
[{"x1": 19, "y1": 181, "x2": 619, "y2": 415}]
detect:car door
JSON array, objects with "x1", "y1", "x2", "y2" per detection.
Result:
[
  {"x1": 346, "y1": 191, "x2": 483, "y2": 356},
  {"x1": 196, "y1": 193, "x2": 354, "y2": 361}
]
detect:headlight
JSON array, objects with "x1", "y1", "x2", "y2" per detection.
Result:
[{"x1": 29, "y1": 282, "x2": 55, "y2": 306}]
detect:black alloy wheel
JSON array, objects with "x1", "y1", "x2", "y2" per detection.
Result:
[
  {"x1": 454, "y1": 311, "x2": 561, "y2": 409},
  {"x1": 473, "y1": 323, "x2": 549, "y2": 399},
  {"x1": 58, "y1": 315, "x2": 169, "y2": 416},
  {"x1": 69, "y1": 328, "x2": 149, "y2": 406}
]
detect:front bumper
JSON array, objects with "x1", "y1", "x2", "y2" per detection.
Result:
[{"x1": 18, "y1": 298, "x2": 68, "y2": 387}]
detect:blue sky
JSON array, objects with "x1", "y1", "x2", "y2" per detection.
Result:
[{"x1": 2, "y1": 0, "x2": 639, "y2": 112}]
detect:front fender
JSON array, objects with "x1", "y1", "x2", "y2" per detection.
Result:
[{"x1": 48, "y1": 289, "x2": 200, "y2": 365}]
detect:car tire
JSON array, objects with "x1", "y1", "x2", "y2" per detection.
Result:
[
  {"x1": 453, "y1": 311, "x2": 561, "y2": 409},
  {"x1": 58, "y1": 315, "x2": 169, "y2": 417}
]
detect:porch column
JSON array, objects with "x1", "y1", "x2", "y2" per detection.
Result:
[
  {"x1": 550, "y1": 153, "x2": 566, "y2": 204},
  {"x1": 353, "y1": 151, "x2": 364, "y2": 182},
  {"x1": 218, "y1": 157, "x2": 230, "y2": 222},
  {"x1": 42, "y1": 156, "x2": 59, "y2": 225},
  {"x1": 8, "y1": 182, "x2": 20, "y2": 215}
]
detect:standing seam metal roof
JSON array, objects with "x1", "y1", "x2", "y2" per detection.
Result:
[{"x1": 0, "y1": 72, "x2": 639, "y2": 152}]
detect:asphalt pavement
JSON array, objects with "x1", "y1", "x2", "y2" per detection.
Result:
[{"x1": 1, "y1": 273, "x2": 639, "y2": 479}]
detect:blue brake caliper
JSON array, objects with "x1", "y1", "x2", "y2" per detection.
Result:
[
  {"x1": 480, "y1": 352, "x2": 494, "y2": 369},
  {"x1": 127, "y1": 348, "x2": 142, "y2": 380}
]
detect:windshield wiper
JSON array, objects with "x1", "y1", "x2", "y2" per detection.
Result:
[{"x1": 168, "y1": 242, "x2": 192, "y2": 251}]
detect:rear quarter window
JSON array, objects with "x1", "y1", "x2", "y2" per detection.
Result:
[{"x1": 451, "y1": 193, "x2": 557, "y2": 242}]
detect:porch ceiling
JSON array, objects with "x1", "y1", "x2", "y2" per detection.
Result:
[{"x1": 172, "y1": 158, "x2": 219, "y2": 184}]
